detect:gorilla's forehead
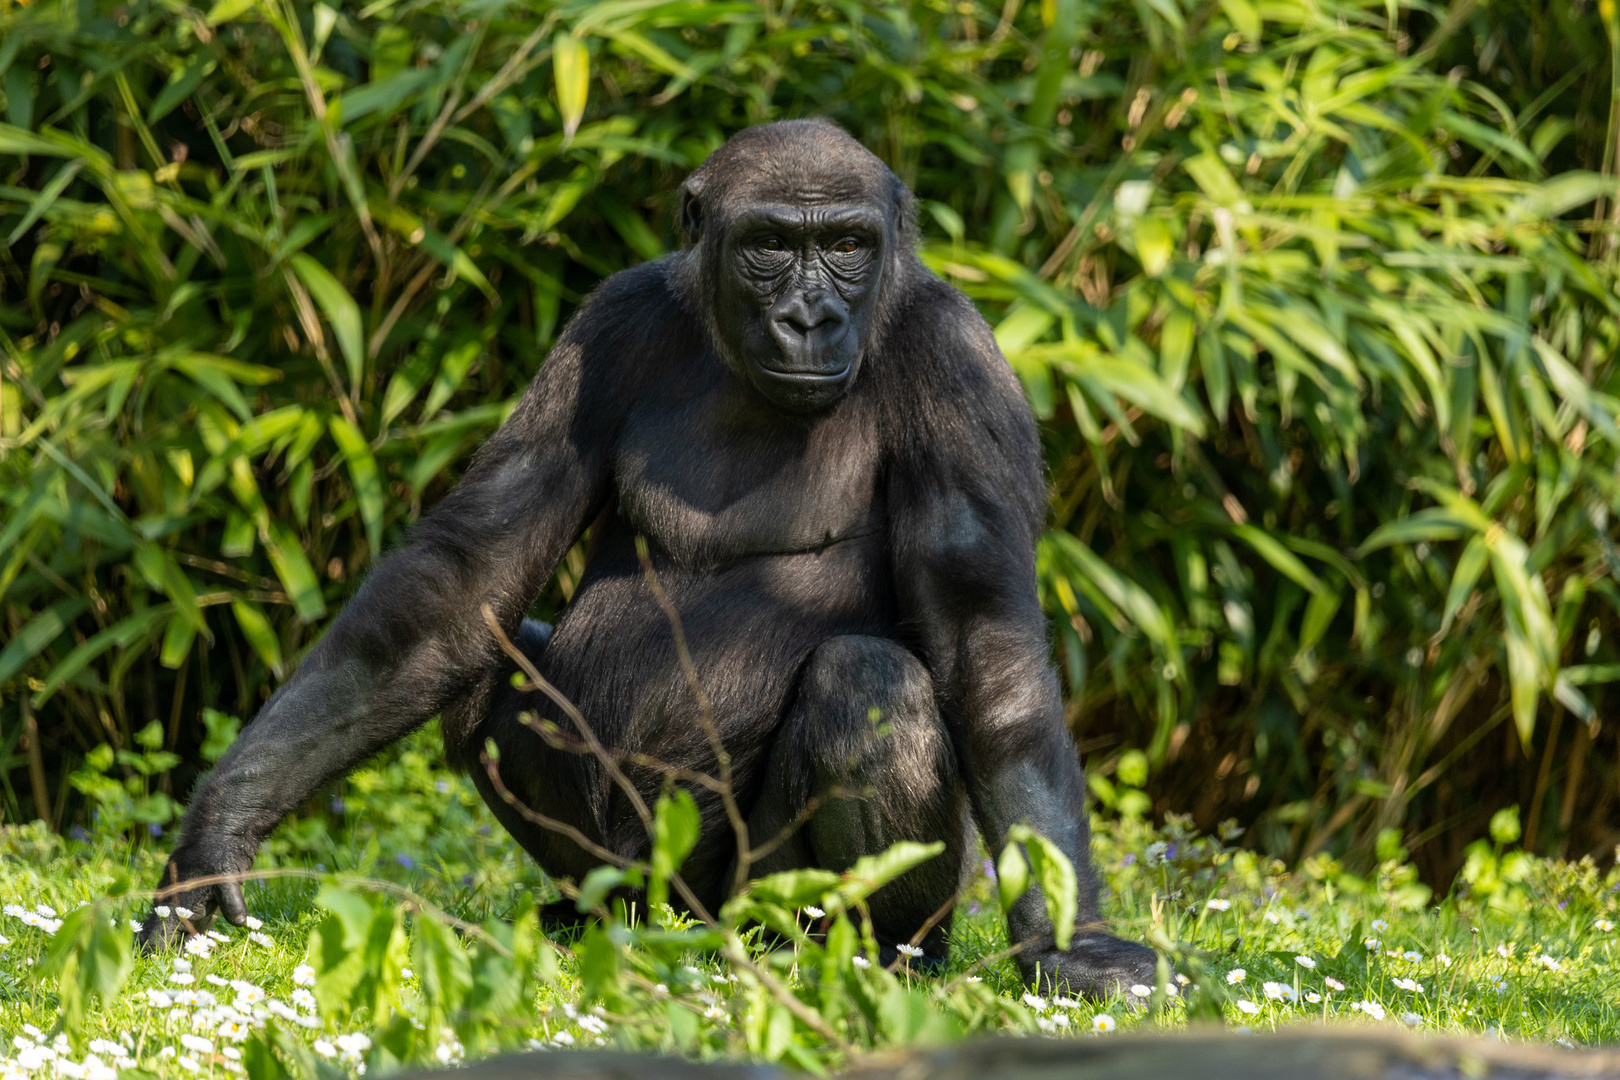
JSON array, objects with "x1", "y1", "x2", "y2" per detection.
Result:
[{"x1": 694, "y1": 119, "x2": 897, "y2": 209}]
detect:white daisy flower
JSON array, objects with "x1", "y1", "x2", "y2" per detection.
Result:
[
  {"x1": 1090, "y1": 1013, "x2": 1116, "y2": 1033},
  {"x1": 179, "y1": 1035, "x2": 213, "y2": 1055},
  {"x1": 896, "y1": 943, "x2": 924, "y2": 958},
  {"x1": 1205, "y1": 898, "x2": 1231, "y2": 911},
  {"x1": 1295, "y1": 955, "x2": 1316, "y2": 969},
  {"x1": 1325, "y1": 977, "x2": 1345, "y2": 991},
  {"x1": 1353, "y1": 1000, "x2": 1386, "y2": 1020},
  {"x1": 290, "y1": 989, "x2": 316, "y2": 1011},
  {"x1": 291, "y1": 965, "x2": 316, "y2": 987},
  {"x1": 1305, "y1": 992, "x2": 1321, "y2": 1004},
  {"x1": 169, "y1": 973, "x2": 195, "y2": 985},
  {"x1": 1364, "y1": 938, "x2": 1381, "y2": 951},
  {"x1": 1596, "y1": 919, "x2": 1615, "y2": 932},
  {"x1": 1536, "y1": 954, "x2": 1560, "y2": 971},
  {"x1": 852, "y1": 956, "x2": 871, "y2": 970},
  {"x1": 1262, "y1": 981, "x2": 1295, "y2": 1001},
  {"x1": 803, "y1": 906, "x2": 825, "y2": 918},
  {"x1": 1402, "y1": 950, "x2": 1422, "y2": 963},
  {"x1": 248, "y1": 932, "x2": 274, "y2": 948},
  {"x1": 154, "y1": 906, "x2": 172, "y2": 918},
  {"x1": 550, "y1": 1032, "x2": 575, "y2": 1047},
  {"x1": 1236, "y1": 1000, "x2": 1259, "y2": 1015},
  {"x1": 243, "y1": 916, "x2": 263, "y2": 930},
  {"x1": 578, "y1": 1015, "x2": 608, "y2": 1035},
  {"x1": 1129, "y1": 984, "x2": 1151, "y2": 997},
  {"x1": 1371, "y1": 919, "x2": 1388, "y2": 932},
  {"x1": 174, "y1": 907, "x2": 194, "y2": 920},
  {"x1": 1021, "y1": 993, "x2": 1047, "y2": 1012},
  {"x1": 1393, "y1": 978, "x2": 1424, "y2": 993},
  {"x1": 313, "y1": 1041, "x2": 337, "y2": 1059},
  {"x1": 1225, "y1": 968, "x2": 1246, "y2": 984}
]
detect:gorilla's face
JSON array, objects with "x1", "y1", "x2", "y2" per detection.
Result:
[{"x1": 712, "y1": 202, "x2": 886, "y2": 413}]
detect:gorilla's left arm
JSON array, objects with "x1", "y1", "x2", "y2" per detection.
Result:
[
  {"x1": 141, "y1": 273, "x2": 648, "y2": 945},
  {"x1": 887, "y1": 281, "x2": 1154, "y2": 990}
]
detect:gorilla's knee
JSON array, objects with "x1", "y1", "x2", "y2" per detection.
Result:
[{"x1": 796, "y1": 636, "x2": 946, "y2": 783}]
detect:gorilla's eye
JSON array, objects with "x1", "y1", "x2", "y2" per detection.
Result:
[
  {"x1": 831, "y1": 237, "x2": 861, "y2": 254},
  {"x1": 758, "y1": 236, "x2": 786, "y2": 252}
]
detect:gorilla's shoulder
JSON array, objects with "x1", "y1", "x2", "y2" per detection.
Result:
[
  {"x1": 888, "y1": 272, "x2": 1021, "y2": 401},
  {"x1": 574, "y1": 258, "x2": 692, "y2": 329}
]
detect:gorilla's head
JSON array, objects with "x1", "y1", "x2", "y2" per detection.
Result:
[{"x1": 675, "y1": 119, "x2": 916, "y2": 414}]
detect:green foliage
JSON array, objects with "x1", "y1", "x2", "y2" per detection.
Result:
[
  {"x1": 4, "y1": 798, "x2": 1619, "y2": 1076},
  {"x1": 2, "y1": 0, "x2": 1619, "y2": 877}
]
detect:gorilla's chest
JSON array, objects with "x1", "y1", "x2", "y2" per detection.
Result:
[{"x1": 614, "y1": 385, "x2": 881, "y2": 565}]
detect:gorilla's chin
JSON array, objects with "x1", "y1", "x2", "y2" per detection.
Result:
[{"x1": 746, "y1": 362, "x2": 853, "y2": 413}]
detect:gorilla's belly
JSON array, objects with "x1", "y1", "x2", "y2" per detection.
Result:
[{"x1": 535, "y1": 529, "x2": 897, "y2": 769}]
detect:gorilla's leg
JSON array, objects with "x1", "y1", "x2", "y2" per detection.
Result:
[
  {"x1": 749, "y1": 635, "x2": 970, "y2": 963},
  {"x1": 464, "y1": 618, "x2": 610, "y2": 897}
]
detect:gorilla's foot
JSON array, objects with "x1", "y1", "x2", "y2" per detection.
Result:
[
  {"x1": 1018, "y1": 929, "x2": 1158, "y2": 999},
  {"x1": 536, "y1": 900, "x2": 590, "y2": 939}
]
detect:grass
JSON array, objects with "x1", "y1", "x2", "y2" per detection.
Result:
[{"x1": 1, "y1": 728, "x2": 1616, "y2": 1079}]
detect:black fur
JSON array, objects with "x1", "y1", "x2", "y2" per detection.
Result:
[{"x1": 144, "y1": 119, "x2": 1155, "y2": 996}]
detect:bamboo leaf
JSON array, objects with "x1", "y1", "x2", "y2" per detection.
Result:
[
  {"x1": 554, "y1": 32, "x2": 590, "y2": 144},
  {"x1": 291, "y1": 253, "x2": 365, "y2": 395}
]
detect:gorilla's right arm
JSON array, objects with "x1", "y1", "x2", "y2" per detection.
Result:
[{"x1": 139, "y1": 274, "x2": 655, "y2": 947}]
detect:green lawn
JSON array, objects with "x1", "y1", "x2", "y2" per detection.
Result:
[{"x1": 1, "y1": 729, "x2": 1616, "y2": 1078}]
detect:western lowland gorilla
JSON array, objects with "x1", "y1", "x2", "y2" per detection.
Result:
[{"x1": 142, "y1": 119, "x2": 1157, "y2": 995}]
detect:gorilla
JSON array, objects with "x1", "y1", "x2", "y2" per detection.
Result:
[{"x1": 144, "y1": 119, "x2": 1156, "y2": 996}]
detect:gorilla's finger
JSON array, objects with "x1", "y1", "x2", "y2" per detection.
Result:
[{"x1": 218, "y1": 880, "x2": 249, "y2": 926}]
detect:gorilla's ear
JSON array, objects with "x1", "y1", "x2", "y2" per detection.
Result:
[{"x1": 677, "y1": 177, "x2": 705, "y2": 243}]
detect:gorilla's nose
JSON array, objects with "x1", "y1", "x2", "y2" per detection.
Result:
[{"x1": 767, "y1": 293, "x2": 849, "y2": 372}]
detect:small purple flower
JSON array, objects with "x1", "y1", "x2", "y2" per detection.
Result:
[
  {"x1": 331, "y1": 796, "x2": 345, "y2": 815},
  {"x1": 435, "y1": 780, "x2": 450, "y2": 794},
  {"x1": 966, "y1": 902, "x2": 981, "y2": 916},
  {"x1": 396, "y1": 853, "x2": 414, "y2": 869},
  {"x1": 981, "y1": 858, "x2": 997, "y2": 881},
  {"x1": 1557, "y1": 899, "x2": 1568, "y2": 910},
  {"x1": 1121, "y1": 853, "x2": 1137, "y2": 866},
  {"x1": 148, "y1": 823, "x2": 163, "y2": 838},
  {"x1": 69, "y1": 826, "x2": 90, "y2": 842},
  {"x1": 1165, "y1": 844, "x2": 1178, "y2": 860},
  {"x1": 461, "y1": 874, "x2": 475, "y2": 887}
]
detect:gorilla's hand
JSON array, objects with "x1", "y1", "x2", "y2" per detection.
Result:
[
  {"x1": 1018, "y1": 928, "x2": 1159, "y2": 1000},
  {"x1": 136, "y1": 843, "x2": 252, "y2": 953}
]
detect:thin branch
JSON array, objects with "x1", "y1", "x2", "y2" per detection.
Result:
[
  {"x1": 634, "y1": 538, "x2": 754, "y2": 897},
  {"x1": 481, "y1": 605, "x2": 654, "y2": 832}
]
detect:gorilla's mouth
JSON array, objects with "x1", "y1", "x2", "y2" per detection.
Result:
[{"x1": 756, "y1": 359, "x2": 851, "y2": 381}]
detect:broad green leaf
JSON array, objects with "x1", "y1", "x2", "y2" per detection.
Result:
[
  {"x1": 1231, "y1": 525, "x2": 1324, "y2": 594},
  {"x1": 996, "y1": 839, "x2": 1030, "y2": 914},
  {"x1": 554, "y1": 33, "x2": 590, "y2": 143},
  {"x1": 290, "y1": 254, "x2": 365, "y2": 395},
  {"x1": 1006, "y1": 824, "x2": 1080, "y2": 950},
  {"x1": 206, "y1": 0, "x2": 259, "y2": 23},
  {"x1": 837, "y1": 841, "x2": 944, "y2": 906},
  {"x1": 265, "y1": 523, "x2": 326, "y2": 621},
  {"x1": 0, "y1": 597, "x2": 90, "y2": 686},
  {"x1": 233, "y1": 601, "x2": 284, "y2": 678},
  {"x1": 648, "y1": 787, "x2": 701, "y2": 916},
  {"x1": 329, "y1": 417, "x2": 386, "y2": 558}
]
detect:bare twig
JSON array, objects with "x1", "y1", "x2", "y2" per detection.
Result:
[
  {"x1": 633, "y1": 538, "x2": 754, "y2": 896},
  {"x1": 481, "y1": 605, "x2": 654, "y2": 832}
]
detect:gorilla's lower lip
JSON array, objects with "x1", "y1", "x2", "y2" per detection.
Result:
[{"x1": 756, "y1": 362, "x2": 851, "y2": 382}]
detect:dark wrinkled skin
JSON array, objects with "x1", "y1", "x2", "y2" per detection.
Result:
[{"x1": 143, "y1": 119, "x2": 1156, "y2": 997}]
